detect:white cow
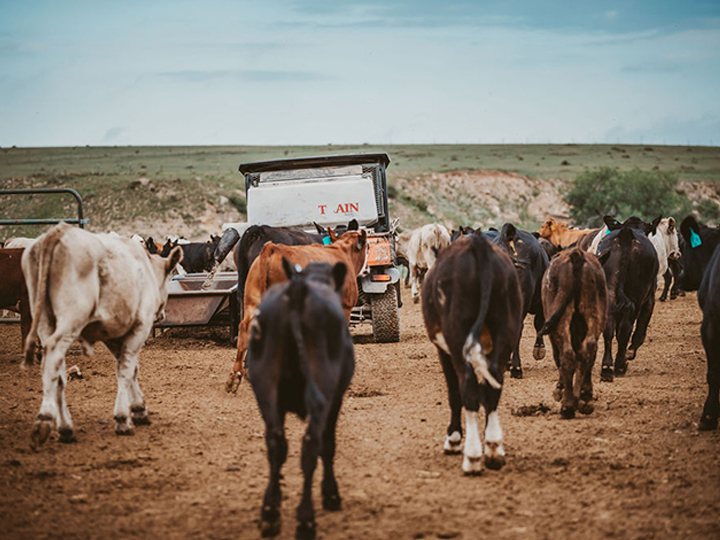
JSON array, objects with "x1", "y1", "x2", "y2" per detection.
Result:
[
  {"x1": 21, "y1": 222, "x2": 182, "y2": 447},
  {"x1": 648, "y1": 217, "x2": 681, "y2": 300},
  {"x1": 407, "y1": 224, "x2": 451, "y2": 303}
]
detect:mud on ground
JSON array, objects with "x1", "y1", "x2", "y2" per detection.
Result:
[{"x1": 1, "y1": 287, "x2": 719, "y2": 540}]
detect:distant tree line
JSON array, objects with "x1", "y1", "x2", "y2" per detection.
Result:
[{"x1": 564, "y1": 167, "x2": 719, "y2": 227}]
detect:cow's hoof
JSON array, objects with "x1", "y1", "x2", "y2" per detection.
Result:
[
  {"x1": 659, "y1": 295, "x2": 667, "y2": 302},
  {"x1": 444, "y1": 431, "x2": 462, "y2": 454},
  {"x1": 533, "y1": 344, "x2": 546, "y2": 360},
  {"x1": 560, "y1": 407, "x2": 576, "y2": 419},
  {"x1": 615, "y1": 364, "x2": 627, "y2": 376},
  {"x1": 578, "y1": 400, "x2": 595, "y2": 415},
  {"x1": 225, "y1": 373, "x2": 241, "y2": 394},
  {"x1": 483, "y1": 452, "x2": 506, "y2": 470},
  {"x1": 510, "y1": 367, "x2": 523, "y2": 379},
  {"x1": 698, "y1": 415, "x2": 718, "y2": 431},
  {"x1": 296, "y1": 520, "x2": 317, "y2": 540},
  {"x1": 677, "y1": 289, "x2": 686, "y2": 297},
  {"x1": 552, "y1": 387, "x2": 562, "y2": 402},
  {"x1": 58, "y1": 427, "x2": 77, "y2": 444},
  {"x1": 412, "y1": 296, "x2": 420, "y2": 304},
  {"x1": 462, "y1": 455, "x2": 483, "y2": 475},
  {"x1": 600, "y1": 367, "x2": 614, "y2": 382},
  {"x1": 260, "y1": 518, "x2": 281, "y2": 538},
  {"x1": 626, "y1": 348, "x2": 637, "y2": 361},
  {"x1": 30, "y1": 420, "x2": 53, "y2": 449},
  {"x1": 322, "y1": 493, "x2": 342, "y2": 511},
  {"x1": 131, "y1": 407, "x2": 151, "y2": 425},
  {"x1": 114, "y1": 417, "x2": 135, "y2": 436}
]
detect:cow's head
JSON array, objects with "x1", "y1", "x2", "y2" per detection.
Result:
[
  {"x1": 659, "y1": 217, "x2": 681, "y2": 259},
  {"x1": 537, "y1": 218, "x2": 558, "y2": 239},
  {"x1": 604, "y1": 215, "x2": 659, "y2": 236}
]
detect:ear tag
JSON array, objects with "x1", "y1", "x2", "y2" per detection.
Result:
[
  {"x1": 294, "y1": 264, "x2": 302, "y2": 273},
  {"x1": 322, "y1": 236, "x2": 332, "y2": 245},
  {"x1": 605, "y1": 228, "x2": 611, "y2": 235},
  {"x1": 690, "y1": 230, "x2": 702, "y2": 248}
]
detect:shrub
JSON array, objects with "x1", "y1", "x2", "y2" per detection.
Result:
[
  {"x1": 564, "y1": 167, "x2": 693, "y2": 227},
  {"x1": 695, "y1": 198, "x2": 720, "y2": 223},
  {"x1": 228, "y1": 194, "x2": 247, "y2": 215}
]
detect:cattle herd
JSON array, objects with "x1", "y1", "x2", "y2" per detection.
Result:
[{"x1": 1, "y1": 209, "x2": 719, "y2": 540}]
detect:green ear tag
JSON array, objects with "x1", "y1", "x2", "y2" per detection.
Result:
[{"x1": 690, "y1": 230, "x2": 702, "y2": 248}]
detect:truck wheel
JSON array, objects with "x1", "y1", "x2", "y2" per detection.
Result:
[{"x1": 371, "y1": 287, "x2": 400, "y2": 343}]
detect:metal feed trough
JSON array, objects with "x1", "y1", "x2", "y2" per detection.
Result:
[{"x1": 154, "y1": 272, "x2": 239, "y2": 333}]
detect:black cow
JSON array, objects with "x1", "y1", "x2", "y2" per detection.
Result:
[
  {"x1": 597, "y1": 216, "x2": 659, "y2": 381},
  {"x1": 422, "y1": 233, "x2": 522, "y2": 474},
  {"x1": 485, "y1": 223, "x2": 549, "y2": 377},
  {"x1": 698, "y1": 244, "x2": 720, "y2": 430},
  {"x1": 678, "y1": 216, "x2": 720, "y2": 292},
  {"x1": 246, "y1": 259, "x2": 354, "y2": 539}
]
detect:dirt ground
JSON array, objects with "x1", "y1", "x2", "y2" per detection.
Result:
[{"x1": 1, "y1": 285, "x2": 719, "y2": 540}]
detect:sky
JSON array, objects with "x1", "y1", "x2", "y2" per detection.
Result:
[{"x1": 1, "y1": 0, "x2": 719, "y2": 147}]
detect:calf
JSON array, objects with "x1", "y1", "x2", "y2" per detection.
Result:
[
  {"x1": 539, "y1": 248, "x2": 608, "y2": 418},
  {"x1": 227, "y1": 230, "x2": 368, "y2": 393},
  {"x1": 407, "y1": 223, "x2": 451, "y2": 303},
  {"x1": 247, "y1": 260, "x2": 354, "y2": 539},
  {"x1": 678, "y1": 216, "x2": 720, "y2": 292},
  {"x1": 0, "y1": 248, "x2": 32, "y2": 351},
  {"x1": 596, "y1": 216, "x2": 659, "y2": 381},
  {"x1": 698, "y1": 244, "x2": 720, "y2": 430},
  {"x1": 21, "y1": 223, "x2": 182, "y2": 446},
  {"x1": 537, "y1": 218, "x2": 599, "y2": 249},
  {"x1": 422, "y1": 233, "x2": 522, "y2": 474},
  {"x1": 486, "y1": 223, "x2": 549, "y2": 377}
]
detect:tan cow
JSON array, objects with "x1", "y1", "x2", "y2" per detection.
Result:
[
  {"x1": 407, "y1": 223, "x2": 451, "y2": 303},
  {"x1": 537, "y1": 218, "x2": 599, "y2": 249},
  {"x1": 226, "y1": 229, "x2": 368, "y2": 393},
  {"x1": 21, "y1": 223, "x2": 182, "y2": 447}
]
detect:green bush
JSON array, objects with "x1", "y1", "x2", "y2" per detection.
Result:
[
  {"x1": 695, "y1": 198, "x2": 720, "y2": 223},
  {"x1": 564, "y1": 167, "x2": 692, "y2": 227},
  {"x1": 228, "y1": 194, "x2": 247, "y2": 215}
]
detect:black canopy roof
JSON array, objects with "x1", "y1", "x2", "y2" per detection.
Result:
[{"x1": 238, "y1": 153, "x2": 391, "y2": 174}]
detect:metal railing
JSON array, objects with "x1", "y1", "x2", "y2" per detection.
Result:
[{"x1": 0, "y1": 188, "x2": 89, "y2": 228}]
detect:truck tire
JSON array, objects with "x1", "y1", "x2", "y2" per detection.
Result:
[{"x1": 371, "y1": 287, "x2": 400, "y2": 343}]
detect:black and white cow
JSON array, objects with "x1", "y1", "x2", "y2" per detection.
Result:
[
  {"x1": 597, "y1": 216, "x2": 659, "y2": 381},
  {"x1": 485, "y1": 223, "x2": 549, "y2": 377},
  {"x1": 422, "y1": 233, "x2": 522, "y2": 474},
  {"x1": 246, "y1": 260, "x2": 354, "y2": 539}
]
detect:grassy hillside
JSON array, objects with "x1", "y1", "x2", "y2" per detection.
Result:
[{"x1": 2, "y1": 144, "x2": 719, "y2": 239}]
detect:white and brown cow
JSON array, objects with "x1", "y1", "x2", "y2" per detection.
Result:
[
  {"x1": 21, "y1": 222, "x2": 182, "y2": 447},
  {"x1": 648, "y1": 217, "x2": 681, "y2": 301},
  {"x1": 407, "y1": 223, "x2": 451, "y2": 303}
]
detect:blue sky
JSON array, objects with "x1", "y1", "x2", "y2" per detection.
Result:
[{"x1": 1, "y1": 0, "x2": 719, "y2": 147}]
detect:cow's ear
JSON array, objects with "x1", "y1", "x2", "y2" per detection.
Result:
[
  {"x1": 331, "y1": 262, "x2": 347, "y2": 292},
  {"x1": 649, "y1": 215, "x2": 662, "y2": 236},
  {"x1": 531, "y1": 231, "x2": 540, "y2": 238},
  {"x1": 356, "y1": 229, "x2": 367, "y2": 250},
  {"x1": 166, "y1": 246, "x2": 183, "y2": 274},
  {"x1": 501, "y1": 223, "x2": 517, "y2": 242},
  {"x1": 329, "y1": 228, "x2": 338, "y2": 243},
  {"x1": 313, "y1": 222, "x2": 326, "y2": 235},
  {"x1": 281, "y1": 257, "x2": 299, "y2": 280},
  {"x1": 597, "y1": 247, "x2": 611, "y2": 266},
  {"x1": 603, "y1": 215, "x2": 620, "y2": 230},
  {"x1": 348, "y1": 219, "x2": 359, "y2": 231},
  {"x1": 667, "y1": 217, "x2": 675, "y2": 232}
]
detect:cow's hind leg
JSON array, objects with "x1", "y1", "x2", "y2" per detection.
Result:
[
  {"x1": 628, "y1": 295, "x2": 654, "y2": 361},
  {"x1": 699, "y1": 318, "x2": 720, "y2": 431},
  {"x1": 559, "y1": 344, "x2": 577, "y2": 419},
  {"x1": 320, "y1": 397, "x2": 343, "y2": 512},
  {"x1": 659, "y1": 269, "x2": 672, "y2": 302},
  {"x1": 297, "y1": 414, "x2": 326, "y2": 540},
  {"x1": 482, "y1": 384, "x2": 506, "y2": 469},
  {"x1": 532, "y1": 311, "x2": 546, "y2": 360},
  {"x1": 577, "y1": 336, "x2": 598, "y2": 415},
  {"x1": 437, "y1": 348, "x2": 462, "y2": 454},
  {"x1": 108, "y1": 332, "x2": 150, "y2": 436},
  {"x1": 460, "y1": 363, "x2": 484, "y2": 474},
  {"x1": 260, "y1": 416, "x2": 287, "y2": 537},
  {"x1": 600, "y1": 315, "x2": 616, "y2": 382},
  {"x1": 33, "y1": 333, "x2": 76, "y2": 447},
  {"x1": 613, "y1": 312, "x2": 634, "y2": 376}
]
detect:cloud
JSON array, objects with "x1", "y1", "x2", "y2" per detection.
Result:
[
  {"x1": 102, "y1": 126, "x2": 125, "y2": 143},
  {"x1": 155, "y1": 70, "x2": 330, "y2": 83}
]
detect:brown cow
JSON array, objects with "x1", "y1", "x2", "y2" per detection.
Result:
[
  {"x1": 226, "y1": 229, "x2": 368, "y2": 393},
  {"x1": 0, "y1": 248, "x2": 32, "y2": 351},
  {"x1": 539, "y1": 247, "x2": 608, "y2": 418},
  {"x1": 537, "y1": 218, "x2": 599, "y2": 249}
]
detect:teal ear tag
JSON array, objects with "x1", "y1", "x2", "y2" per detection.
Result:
[
  {"x1": 690, "y1": 230, "x2": 702, "y2": 248},
  {"x1": 322, "y1": 236, "x2": 331, "y2": 245}
]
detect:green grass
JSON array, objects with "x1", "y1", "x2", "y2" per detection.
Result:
[{"x1": 1, "y1": 144, "x2": 719, "y2": 238}]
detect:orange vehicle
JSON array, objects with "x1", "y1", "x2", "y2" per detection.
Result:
[{"x1": 239, "y1": 153, "x2": 401, "y2": 342}]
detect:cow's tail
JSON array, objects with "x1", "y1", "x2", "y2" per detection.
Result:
[
  {"x1": 287, "y1": 279, "x2": 327, "y2": 418},
  {"x1": 23, "y1": 225, "x2": 65, "y2": 366},
  {"x1": 613, "y1": 228, "x2": 636, "y2": 318},
  {"x1": 538, "y1": 250, "x2": 585, "y2": 338},
  {"x1": 462, "y1": 235, "x2": 501, "y2": 390}
]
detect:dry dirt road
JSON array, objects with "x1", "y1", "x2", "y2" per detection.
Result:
[{"x1": 1, "y1": 287, "x2": 719, "y2": 540}]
